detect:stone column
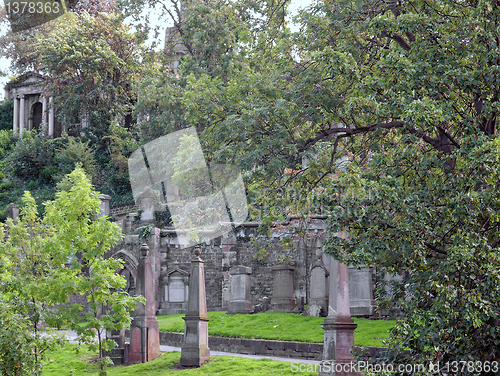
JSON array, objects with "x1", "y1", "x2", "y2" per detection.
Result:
[
  {"x1": 19, "y1": 95, "x2": 25, "y2": 137},
  {"x1": 180, "y1": 245, "x2": 210, "y2": 367},
  {"x1": 320, "y1": 255, "x2": 360, "y2": 376},
  {"x1": 48, "y1": 97, "x2": 54, "y2": 136},
  {"x1": 42, "y1": 96, "x2": 48, "y2": 132},
  {"x1": 13, "y1": 97, "x2": 19, "y2": 136},
  {"x1": 227, "y1": 266, "x2": 253, "y2": 314},
  {"x1": 127, "y1": 244, "x2": 161, "y2": 364},
  {"x1": 270, "y1": 263, "x2": 295, "y2": 312}
]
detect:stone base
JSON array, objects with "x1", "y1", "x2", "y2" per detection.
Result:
[
  {"x1": 180, "y1": 315, "x2": 210, "y2": 367},
  {"x1": 227, "y1": 300, "x2": 253, "y2": 314},
  {"x1": 179, "y1": 345, "x2": 211, "y2": 367},
  {"x1": 270, "y1": 298, "x2": 295, "y2": 312},
  {"x1": 350, "y1": 300, "x2": 376, "y2": 317},
  {"x1": 127, "y1": 316, "x2": 161, "y2": 364},
  {"x1": 158, "y1": 302, "x2": 188, "y2": 315},
  {"x1": 320, "y1": 317, "x2": 360, "y2": 376}
]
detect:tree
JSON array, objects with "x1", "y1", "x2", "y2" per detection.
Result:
[
  {"x1": 0, "y1": 167, "x2": 141, "y2": 374},
  {"x1": 125, "y1": 0, "x2": 500, "y2": 369},
  {"x1": 36, "y1": 12, "x2": 143, "y2": 143},
  {"x1": 0, "y1": 0, "x2": 117, "y2": 73}
]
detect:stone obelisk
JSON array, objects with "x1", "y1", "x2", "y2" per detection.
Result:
[
  {"x1": 320, "y1": 232, "x2": 360, "y2": 376},
  {"x1": 127, "y1": 243, "x2": 161, "y2": 364},
  {"x1": 180, "y1": 245, "x2": 210, "y2": 367}
]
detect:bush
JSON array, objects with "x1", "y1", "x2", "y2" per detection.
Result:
[
  {"x1": 40, "y1": 165, "x2": 59, "y2": 184},
  {"x1": 6, "y1": 131, "x2": 55, "y2": 180},
  {"x1": 0, "y1": 181, "x2": 15, "y2": 192},
  {"x1": 109, "y1": 172, "x2": 131, "y2": 195},
  {"x1": 0, "y1": 101, "x2": 13, "y2": 131},
  {"x1": 0, "y1": 129, "x2": 14, "y2": 159},
  {"x1": 54, "y1": 137, "x2": 97, "y2": 183}
]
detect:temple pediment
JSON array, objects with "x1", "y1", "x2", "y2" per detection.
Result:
[{"x1": 5, "y1": 72, "x2": 46, "y2": 89}]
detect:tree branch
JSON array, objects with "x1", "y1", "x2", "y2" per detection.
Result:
[
  {"x1": 299, "y1": 121, "x2": 405, "y2": 152},
  {"x1": 424, "y1": 241, "x2": 448, "y2": 256}
]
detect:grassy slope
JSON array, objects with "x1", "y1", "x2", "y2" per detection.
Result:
[
  {"x1": 42, "y1": 345, "x2": 318, "y2": 376},
  {"x1": 157, "y1": 312, "x2": 395, "y2": 347}
]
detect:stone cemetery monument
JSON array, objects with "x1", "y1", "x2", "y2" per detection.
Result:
[
  {"x1": 348, "y1": 265, "x2": 376, "y2": 316},
  {"x1": 270, "y1": 263, "x2": 296, "y2": 312},
  {"x1": 180, "y1": 245, "x2": 210, "y2": 367},
  {"x1": 320, "y1": 231, "x2": 360, "y2": 376},
  {"x1": 227, "y1": 266, "x2": 253, "y2": 314},
  {"x1": 307, "y1": 246, "x2": 329, "y2": 316},
  {"x1": 5, "y1": 203, "x2": 19, "y2": 224},
  {"x1": 127, "y1": 243, "x2": 161, "y2": 364},
  {"x1": 158, "y1": 262, "x2": 190, "y2": 315}
]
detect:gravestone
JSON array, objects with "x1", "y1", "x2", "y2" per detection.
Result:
[
  {"x1": 158, "y1": 262, "x2": 190, "y2": 315},
  {"x1": 270, "y1": 263, "x2": 296, "y2": 312},
  {"x1": 227, "y1": 266, "x2": 253, "y2": 314},
  {"x1": 180, "y1": 246, "x2": 210, "y2": 367},
  {"x1": 99, "y1": 194, "x2": 111, "y2": 217},
  {"x1": 308, "y1": 247, "x2": 329, "y2": 316},
  {"x1": 221, "y1": 237, "x2": 237, "y2": 309},
  {"x1": 127, "y1": 243, "x2": 161, "y2": 364},
  {"x1": 5, "y1": 203, "x2": 19, "y2": 224},
  {"x1": 125, "y1": 212, "x2": 138, "y2": 234},
  {"x1": 137, "y1": 187, "x2": 155, "y2": 223},
  {"x1": 348, "y1": 265, "x2": 376, "y2": 316}
]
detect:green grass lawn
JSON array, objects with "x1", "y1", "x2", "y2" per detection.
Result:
[
  {"x1": 42, "y1": 344, "x2": 318, "y2": 376},
  {"x1": 156, "y1": 312, "x2": 395, "y2": 347}
]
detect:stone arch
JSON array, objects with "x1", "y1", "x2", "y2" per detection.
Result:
[
  {"x1": 112, "y1": 249, "x2": 139, "y2": 294},
  {"x1": 31, "y1": 101, "x2": 43, "y2": 131}
]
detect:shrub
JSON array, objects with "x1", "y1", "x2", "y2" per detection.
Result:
[
  {"x1": 40, "y1": 165, "x2": 59, "y2": 184},
  {"x1": 0, "y1": 181, "x2": 15, "y2": 192},
  {"x1": 6, "y1": 131, "x2": 54, "y2": 180},
  {"x1": 54, "y1": 137, "x2": 97, "y2": 183},
  {"x1": 0, "y1": 101, "x2": 13, "y2": 131}
]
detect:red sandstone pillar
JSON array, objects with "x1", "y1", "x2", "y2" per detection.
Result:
[{"x1": 320, "y1": 230, "x2": 361, "y2": 376}]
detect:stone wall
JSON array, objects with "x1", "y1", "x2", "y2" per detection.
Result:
[
  {"x1": 108, "y1": 217, "x2": 376, "y2": 316},
  {"x1": 123, "y1": 330, "x2": 388, "y2": 361}
]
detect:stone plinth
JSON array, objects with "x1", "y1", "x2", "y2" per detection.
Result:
[
  {"x1": 270, "y1": 263, "x2": 295, "y2": 312},
  {"x1": 180, "y1": 246, "x2": 210, "y2": 367},
  {"x1": 127, "y1": 244, "x2": 161, "y2": 364},
  {"x1": 348, "y1": 266, "x2": 376, "y2": 317},
  {"x1": 227, "y1": 266, "x2": 253, "y2": 314},
  {"x1": 320, "y1": 257, "x2": 360, "y2": 376}
]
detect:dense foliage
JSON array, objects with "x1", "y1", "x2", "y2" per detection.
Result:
[
  {"x1": 122, "y1": 0, "x2": 500, "y2": 371},
  {"x1": 0, "y1": 167, "x2": 141, "y2": 374},
  {"x1": 1, "y1": 0, "x2": 500, "y2": 370},
  {"x1": 0, "y1": 101, "x2": 13, "y2": 131}
]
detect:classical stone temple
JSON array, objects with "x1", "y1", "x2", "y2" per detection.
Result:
[{"x1": 3, "y1": 72, "x2": 62, "y2": 137}]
